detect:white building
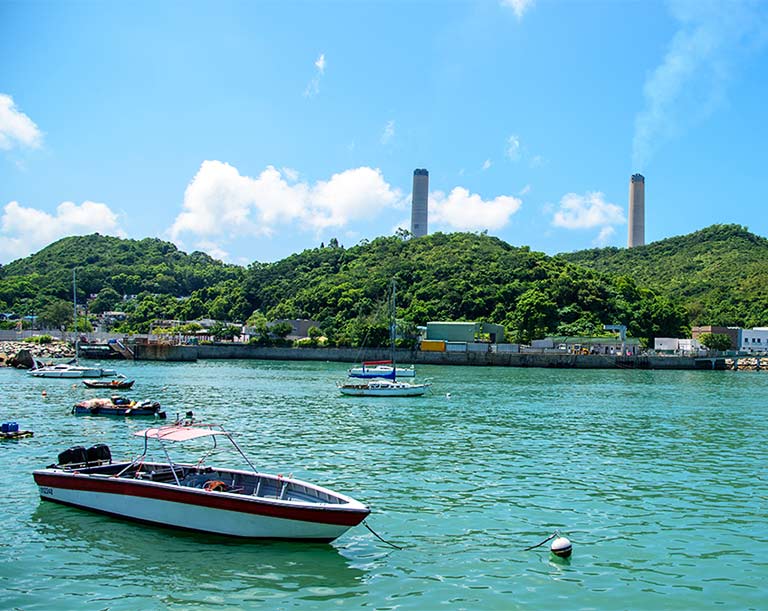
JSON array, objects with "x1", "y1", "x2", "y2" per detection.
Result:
[
  {"x1": 654, "y1": 337, "x2": 704, "y2": 355},
  {"x1": 739, "y1": 328, "x2": 768, "y2": 353}
]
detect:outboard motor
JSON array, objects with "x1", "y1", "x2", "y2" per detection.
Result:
[
  {"x1": 58, "y1": 446, "x2": 88, "y2": 467},
  {"x1": 86, "y1": 444, "x2": 111, "y2": 465}
]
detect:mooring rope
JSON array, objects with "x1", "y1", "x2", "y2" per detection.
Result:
[
  {"x1": 523, "y1": 531, "x2": 559, "y2": 551},
  {"x1": 363, "y1": 520, "x2": 404, "y2": 550}
]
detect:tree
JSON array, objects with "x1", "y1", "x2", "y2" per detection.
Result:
[
  {"x1": 89, "y1": 287, "x2": 122, "y2": 314},
  {"x1": 699, "y1": 333, "x2": 732, "y2": 352},
  {"x1": 270, "y1": 321, "x2": 294, "y2": 339},
  {"x1": 209, "y1": 321, "x2": 241, "y2": 341},
  {"x1": 38, "y1": 299, "x2": 72, "y2": 329},
  {"x1": 508, "y1": 288, "x2": 558, "y2": 343}
]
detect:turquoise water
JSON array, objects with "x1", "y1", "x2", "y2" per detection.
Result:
[{"x1": 1, "y1": 360, "x2": 766, "y2": 610}]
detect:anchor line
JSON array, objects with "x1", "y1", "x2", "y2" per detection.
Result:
[
  {"x1": 523, "y1": 531, "x2": 559, "y2": 551},
  {"x1": 363, "y1": 520, "x2": 404, "y2": 550}
]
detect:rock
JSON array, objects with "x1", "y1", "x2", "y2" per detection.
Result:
[{"x1": 10, "y1": 348, "x2": 37, "y2": 369}]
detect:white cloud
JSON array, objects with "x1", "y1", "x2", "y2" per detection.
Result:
[
  {"x1": 519, "y1": 184, "x2": 531, "y2": 196},
  {"x1": 551, "y1": 192, "x2": 625, "y2": 238},
  {"x1": 304, "y1": 53, "x2": 327, "y2": 97},
  {"x1": 0, "y1": 200, "x2": 124, "y2": 263},
  {"x1": 595, "y1": 226, "x2": 616, "y2": 246},
  {"x1": 169, "y1": 161, "x2": 402, "y2": 243},
  {"x1": 381, "y1": 120, "x2": 395, "y2": 145},
  {"x1": 505, "y1": 134, "x2": 521, "y2": 161},
  {"x1": 314, "y1": 53, "x2": 326, "y2": 74},
  {"x1": 501, "y1": 0, "x2": 536, "y2": 19},
  {"x1": 0, "y1": 94, "x2": 43, "y2": 151},
  {"x1": 309, "y1": 166, "x2": 401, "y2": 229},
  {"x1": 430, "y1": 187, "x2": 522, "y2": 231},
  {"x1": 281, "y1": 167, "x2": 300, "y2": 182},
  {"x1": 482, "y1": 159, "x2": 492, "y2": 170},
  {"x1": 632, "y1": 0, "x2": 768, "y2": 169}
]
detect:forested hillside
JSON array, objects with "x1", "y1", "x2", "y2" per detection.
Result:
[
  {"x1": 0, "y1": 228, "x2": 725, "y2": 345},
  {"x1": 241, "y1": 232, "x2": 685, "y2": 344},
  {"x1": 0, "y1": 235, "x2": 243, "y2": 332},
  {"x1": 560, "y1": 224, "x2": 768, "y2": 328}
]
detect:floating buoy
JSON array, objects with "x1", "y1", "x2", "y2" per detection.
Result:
[
  {"x1": 551, "y1": 536, "x2": 572, "y2": 558},
  {"x1": 41, "y1": 390, "x2": 47, "y2": 397},
  {"x1": 446, "y1": 392, "x2": 452, "y2": 399}
]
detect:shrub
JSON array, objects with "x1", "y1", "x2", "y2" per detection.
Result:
[{"x1": 23, "y1": 334, "x2": 53, "y2": 344}]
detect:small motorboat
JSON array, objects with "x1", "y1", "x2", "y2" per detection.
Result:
[
  {"x1": 83, "y1": 378, "x2": 135, "y2": 389},
  {"x1": 72, "y1": 396, "x2": 165, "y2": 418},
  {"x1": 33, "y1": 423, "x2": 370, "y2": 541}
]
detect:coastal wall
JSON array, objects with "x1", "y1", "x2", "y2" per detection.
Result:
[{"x1": 131, "y1": 342, "x2": 722, "y2": 370}]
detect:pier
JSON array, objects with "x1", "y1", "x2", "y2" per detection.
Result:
[{"x1": 129, "y1": 342, "x2": 732, "y2": 370}]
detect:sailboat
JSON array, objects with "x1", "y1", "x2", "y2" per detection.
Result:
[
  {"x1": 28, "y1": 270, "x2": 118, "y2": 379},
  {"x1": 338, "y1": 281, "x2": 431, "y2": 397}
]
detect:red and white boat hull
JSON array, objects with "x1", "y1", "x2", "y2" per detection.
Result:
[{"x1": 34, "y1": 469, "x2": 368, "y2": 542}]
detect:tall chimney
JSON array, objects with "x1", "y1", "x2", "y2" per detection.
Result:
[
  {"x1": 410, "y1": 169, "x2": 429, "y2": 238},
  {"x1": 628, "y1": 173, "x2": 645, "y2": 248}
]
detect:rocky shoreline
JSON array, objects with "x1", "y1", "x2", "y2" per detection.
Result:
[{"x1": 0, "y1": 340, "x2": 76, "y2": 368}]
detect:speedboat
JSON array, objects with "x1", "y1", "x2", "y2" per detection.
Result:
[
  {"x1": 347, "y1": 360, "x2": 416, "y2": 378},
  {"x1": 33, "y1": 423, "x2": 370, "y2": 541},
  {"x1": 338, "y1": 377, "x2": 432, "y2": 397},
  {"x1": 28, "y1": 363, "x2": 118, "y2": 378}
]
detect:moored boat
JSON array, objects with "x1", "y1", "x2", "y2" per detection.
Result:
[
  {"x1": 73, "y1": 396, "x2": 165, "y2": 418},
  {"x1": 83, "y1": 378, "x2": 135, "y2": 389},
  {"x1": 339, "y1": 280, "x2": 431, "y2": 397},
  {"x1": 29, "y1": 363, "x2": 119, "y2": 378},
  {"x1": 338, "y1": 377, "x2": 432, "y2": 397},
  {"x1": 32, "y1": 423, "x2": 370, "y2": 541},
  {"x1": 347, "y1": 360, "x2": 416, "y2": 378},
  {"x1": 1, "y1": 421, "x2": 33, "y2": 439}
]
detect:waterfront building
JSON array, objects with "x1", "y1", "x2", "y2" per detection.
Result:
[
  {"x1": 410, "y1": 169, "x2": 429, "y2": 238},
  {"x1": 739, "y1": 328, "x2": 768, "y2": 354},
  {"x1": 654, "y1": 337, "x2": 704, "y2": 356},
  {"x1": 691, "y1": 325, "x2": 740, "y2": 349},
  {"x1": 425, "y1": 321, "x2": 505, "y2": 343},
  {"x1": 628, "y1": 173, "x2": 645, "y2": 248},
  {"x1": 532, "y1": 336, "x2": 640, "y2": 355}
]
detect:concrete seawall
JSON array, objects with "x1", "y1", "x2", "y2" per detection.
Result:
[{"x1": 132, "y1": 343, "x2": 725, "y2": 370}]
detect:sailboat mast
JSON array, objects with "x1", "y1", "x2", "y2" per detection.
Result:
[
  {"x1": 390, "y1": 280, "x2": 396, "y2": 368},
  {"x1": 72, "y1": 269, "x2": 78, "y2": 361}
]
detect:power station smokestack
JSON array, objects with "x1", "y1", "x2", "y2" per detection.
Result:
[
  {"x1": 628, "y1": 173, "x2": 645, "y2": 248},
  {"x1": 410, "y1": 169, "x2": 429, "y2": 238}
]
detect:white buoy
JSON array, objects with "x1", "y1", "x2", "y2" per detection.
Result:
[
  {"x1": 446, "y1": 392, "x2": 451, "y2": 399},
  {"x1": 551, "y1": 536, "x2": 572, "y2": 558}
]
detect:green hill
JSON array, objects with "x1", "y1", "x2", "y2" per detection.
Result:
[
  {"x1": 559, "y1": 224, "x2": 768, "y2": 328},
  {"x1": 241, "y1": 232, "x2": 686, "y2": 345},
  {"x1": 0, "y1": 230, "x2": 715, "y2": 344},
  {"x1": 0, "y1": 234, "x2": 243, "y2": 330}
]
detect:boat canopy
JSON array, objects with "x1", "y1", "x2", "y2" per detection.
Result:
[
  {"x1": 134, "y1": 425, "x2": 229, "y2": 442},
  {"x1": 362, "y1": 360, "x2": 392, "y2": 365}
]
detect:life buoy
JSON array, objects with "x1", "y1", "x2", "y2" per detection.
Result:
[{"x1": 203, "y1": 480, "x2": 227, "y2": 492}]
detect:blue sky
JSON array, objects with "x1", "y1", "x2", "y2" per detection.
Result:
[{"x1": 1, "y1": 0, "x2": 767, "y2": 265}]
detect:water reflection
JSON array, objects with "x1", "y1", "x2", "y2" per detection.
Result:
[{"x1": 29, "y1": 502, "x2": 369, "y2": 608}]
